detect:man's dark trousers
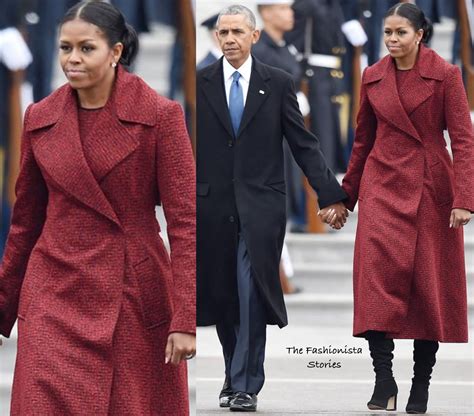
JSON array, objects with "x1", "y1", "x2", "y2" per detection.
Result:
[{"x1": 216, "y1": 234, "x2": 267, "y2": 394}]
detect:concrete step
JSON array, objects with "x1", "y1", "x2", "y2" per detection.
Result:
[
  {"x1": 286, "y1": 233, "x2": 474, "y2": 267},
  {"x1": 290, "y1": 263, "x2": 474, "y2": 294},
  {"x1": 283, "y1": 292, "x2": 474, "y2": 328}
]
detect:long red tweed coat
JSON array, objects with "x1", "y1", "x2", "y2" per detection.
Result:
[
  {"x1": 342, "y1": 45, "x2": 474, "y2": 343},
  {"x1": 0, "y1": 66, "x2": 196, "y2": 415}
]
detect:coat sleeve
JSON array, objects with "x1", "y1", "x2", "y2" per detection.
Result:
[
  {"x1": 444, "y1": 65, "x2": 474, "y2": 212},
  {"x1": 0, "y1": 105, "x2": 48, "y2": 337},
  {"x1": 155, "y1": 100, "x2": 196, "y2": 335},
  {"x1": 281, "y1": 76, "x2": 347, "y2": 209},
  {"x1": 341, "y1": 69, "x2": 377, "y2": 211}
]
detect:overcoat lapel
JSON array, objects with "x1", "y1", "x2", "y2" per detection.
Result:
[
  {"x1": 237, "y1": 59, "x2": 271, "y2": 138},
  {"x1": 79, "y1": 109, "x2": 140, "y2": 183},
  {"x1": 32, "y1": 89, "x2": 121, "y2": 227},
  {"x1": 367, "y1": 58, "x2": 422, "y2": 142},
  {"x1": 201, "y1": 59, "x2": 235, "y2": 139},
  {"x1": 30, "y1": 66, "x2": 149, "y2": 227},
  {"x1": 366, "y1": 45, "x2": 439, "y2": 143}
]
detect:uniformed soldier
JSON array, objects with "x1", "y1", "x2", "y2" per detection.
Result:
[
  {"x1": 252, "y1": 0, "x2": 305, "y2": 294},
  {"x1": 286, "y1": 0, "x2": 348, "y2": 173},
  {"x1": 253, "y1": 0, "x2": 302, "y2": 86},
  {"x1": 253, "y1": 0, "x2": 309, "y2": 236},
  {"x1": 197, "y1": 14, "x2": 222, "y2": 70}
]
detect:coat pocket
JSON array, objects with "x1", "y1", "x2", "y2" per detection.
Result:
[
  {"x1": 266, "y1": 180, "x2": 286, "y2": 195},
  {"x1": 18, "y1": 255, "x2": 53, "y2": 320},
  {"x1": 197, "y1": 182, "x2": 210, "y2": 197},
  {"x1": 133, "y1": 256, "x2": 172, "y2": 329},
  {"x1": 430, "y1": 160, "x2": 454, "y2": 206}
]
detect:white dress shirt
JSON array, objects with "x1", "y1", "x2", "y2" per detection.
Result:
[{"x1": 223, "y1": 55, "x2": 252, "y2": 107}]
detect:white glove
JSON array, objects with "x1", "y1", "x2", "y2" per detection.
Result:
[
  {"x1": 296, "y1": 91, "x2": 310, "y2": 117},
  {"x1": 341, "y1": 20, "x2": 368, "y2": 47},
  {"x1": 0, "y1": 27, "x2": 33, "y2": 71}
]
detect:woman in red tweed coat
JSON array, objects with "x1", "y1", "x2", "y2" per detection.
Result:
[
  {"x1": 0, "y1": 2, "x2": 195, "y2": 415},
  {"x1": 342, "y1": 3, "x2": 473, "y2": 414}
]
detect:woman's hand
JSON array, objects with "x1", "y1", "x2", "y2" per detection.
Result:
[
  {"x1": 165, "y1": 332, "x2": 196, "y2": 365},
  {"x1": 450, "y1": 208, "x2": 472, "y2": 228}
]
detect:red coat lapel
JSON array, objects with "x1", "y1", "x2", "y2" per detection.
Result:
[
  {"x1": 26, "y1": 66, "x2": 156, "y2": 227},
  {"x1": 364, "y1": 45, "x2": 445, "y2": 143}
]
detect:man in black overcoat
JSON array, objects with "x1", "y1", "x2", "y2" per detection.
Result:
[{"x1": 197, "y1": 4, "x2": 348, "y2": 412}]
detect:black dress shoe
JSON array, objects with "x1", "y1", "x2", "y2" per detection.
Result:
[
  {"x1": 230, "y1": 392, "x2": 257, "y2": 412},
  {"x1": 219, "y1": 378, "x2": 234, "y2": 408}
]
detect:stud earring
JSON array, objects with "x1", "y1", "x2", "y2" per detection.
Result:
[
  {"x1": 416, "y1": 41, "x2": 420, "y2": 45},
  {"x1": 112, "y1": 62, "x2": 117, "y2": 68}
]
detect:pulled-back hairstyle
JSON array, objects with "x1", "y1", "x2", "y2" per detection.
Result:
[
  {"x1": 385, "y1": 2, "x2": 434, "y2": 44},
  {"x1": 61, "y1": 0, "x2": 139, "y2": 66}
]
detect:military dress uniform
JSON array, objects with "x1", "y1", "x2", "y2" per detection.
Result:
[
  {"x1": 286, "y1": 0, "x2": 348, "y2": 173},
  {"x1": 252, "y1": 30, "x2": 306, "y2": 226}
]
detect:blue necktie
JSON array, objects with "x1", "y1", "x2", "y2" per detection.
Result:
[{"x1": 229, "y1": 71, "x2": 244, "y2": 136}]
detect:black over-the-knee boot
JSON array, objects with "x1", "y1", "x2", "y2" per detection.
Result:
[
  {"x1": 406, "y1": 339, "x2": 439, "y2": 414},
  {"x1": 366, "y1": 331, "x2": 398, "y2": 411}
]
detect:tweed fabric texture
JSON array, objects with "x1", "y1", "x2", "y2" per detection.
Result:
[
  {"x1": 342, "y1": 45, "x2": 473, "y2": 342},
  {"x1": 0, "y1": 65, "x2": 195, "y2": 414}
]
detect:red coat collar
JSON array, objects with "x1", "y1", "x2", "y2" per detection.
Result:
[
  {"x1": 364, "y1": 44, "x2": 448, "y2": 85},
  {"x1": 26, "y1": 65, "x2": 158, "y2": 132}
]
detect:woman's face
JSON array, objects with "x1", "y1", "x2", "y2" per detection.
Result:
[
  {"x1": 59, "y1": 18, "x2": 122, "y2": 91},
  {"x1": 383, "y1": 14, "x2": 423, "y2": 60}
]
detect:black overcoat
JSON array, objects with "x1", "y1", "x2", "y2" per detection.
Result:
[{"x1": 197, "y1": 57, "x2": 346, "y2": 327}]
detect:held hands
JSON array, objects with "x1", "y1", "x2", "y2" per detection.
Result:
[
  {"x1": 165, "y1": 332, "x2": 196, "y2": 365},
  {"x1": 318, "y1": 202, "x2": 349, "y2": 230},
  {"x1": 450, "y1": 208, "x2": 472, "y2": 228}
]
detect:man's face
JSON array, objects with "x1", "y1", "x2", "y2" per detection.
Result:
[
  {"x1": 261, "y1": 5, "x2": 294, "y2": 32},
  {"x1": 216, "y1": 14, "x2": 260, "y2": 68}
]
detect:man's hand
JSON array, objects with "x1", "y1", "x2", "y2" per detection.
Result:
[
  {"x1": 318, "y1": 202, "x2": 349, "y2": 230},
  {"x1": 165, "y1": 332, "x2": 196, "y2": 365}
]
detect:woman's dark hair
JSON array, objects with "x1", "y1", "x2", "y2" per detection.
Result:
[
  {"x1": 61, "y1": 0, "x2": 139, "y2": 66},
  {"x1": 385, "y1": 3, "x2": 434, "y2": 44}
]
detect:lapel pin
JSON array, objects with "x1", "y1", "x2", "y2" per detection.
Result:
[{"x1": 259, "y1": 90, "x2": 265, "y2": 95}]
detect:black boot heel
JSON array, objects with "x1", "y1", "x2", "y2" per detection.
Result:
[
  {"x1": 406, "y1": 382, "x2": 429, "y2": 414},
  {"x1": 367, "y1": 379, "x2": 398, "y2": 411}
]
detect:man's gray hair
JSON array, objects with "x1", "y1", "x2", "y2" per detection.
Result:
[{"x1": 216, "y1": 5, "x2": 257, "y2": 30}]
